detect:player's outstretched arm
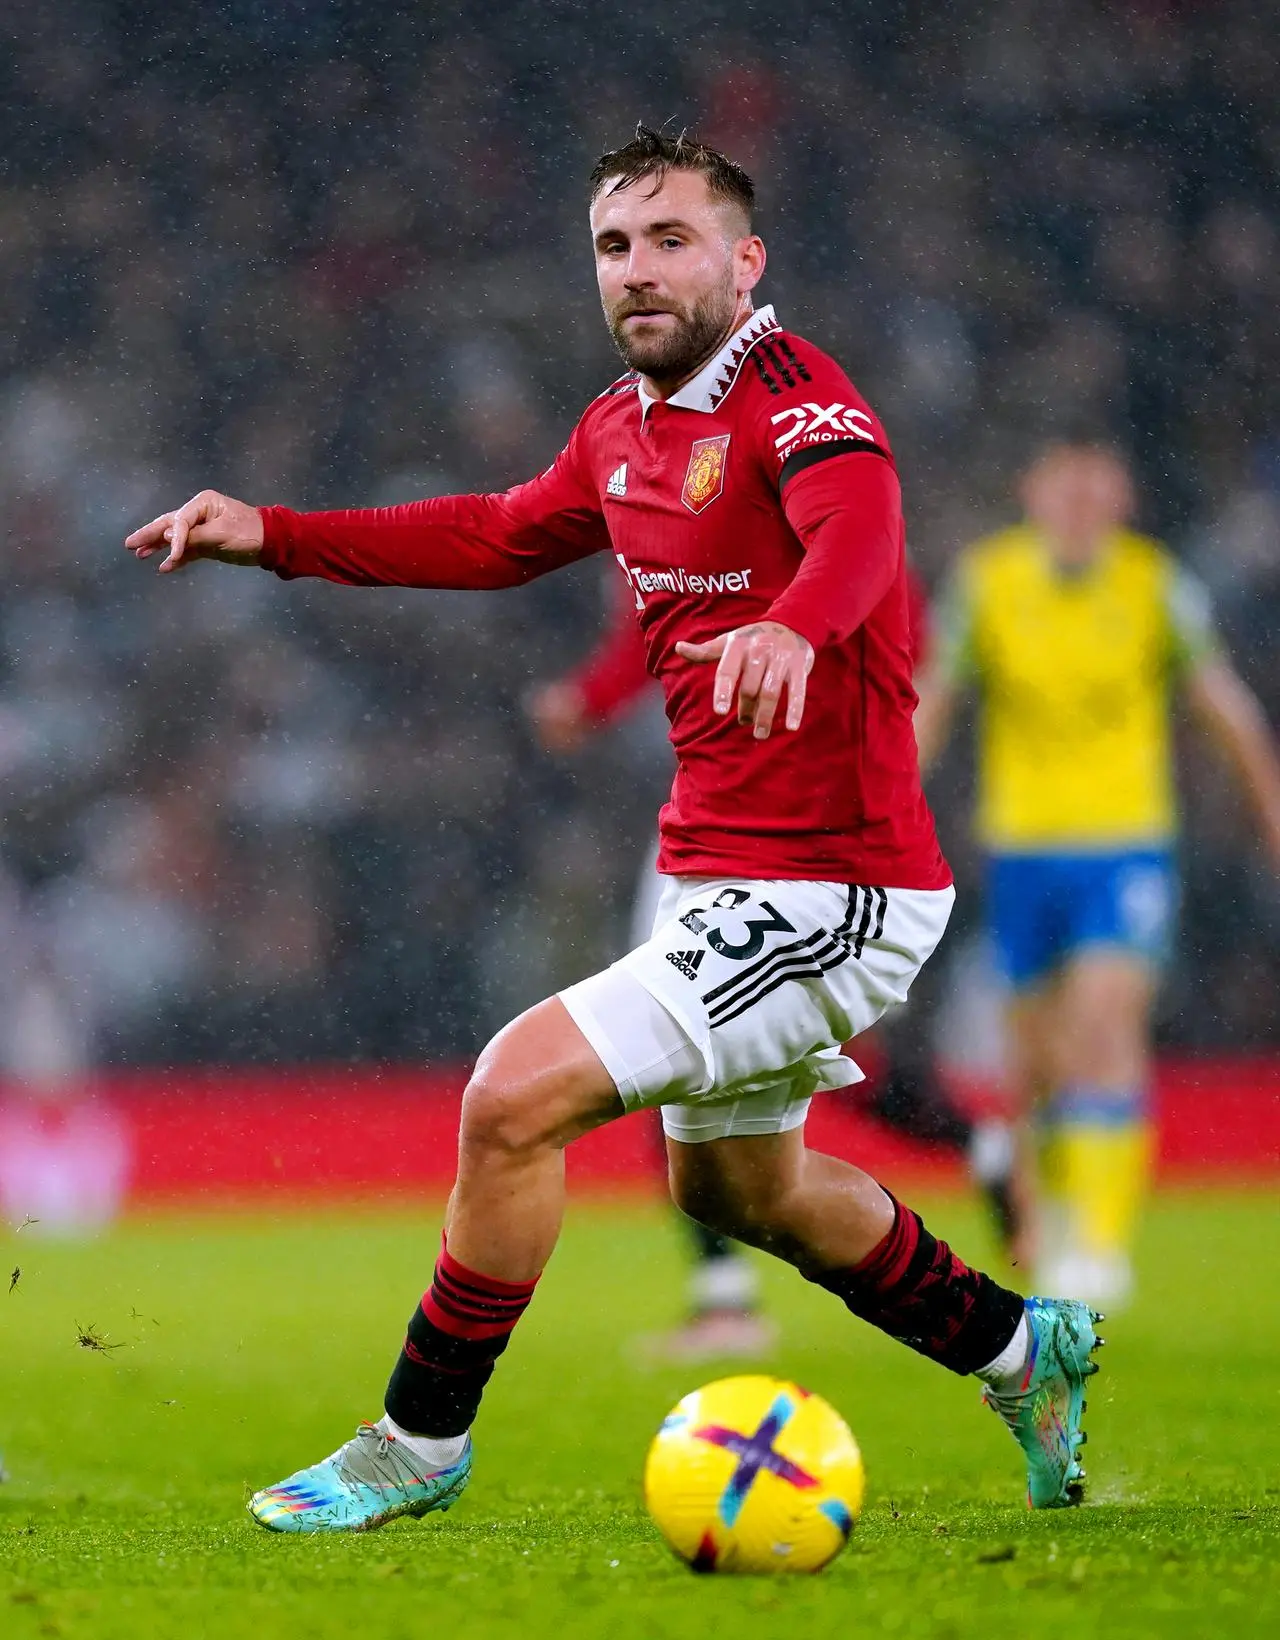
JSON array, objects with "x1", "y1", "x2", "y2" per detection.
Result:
[
  {"x1": 1184, "y1": 656, "x2": 1280, "y2": 869},
  {"x1": 675, "y1": 621, "x2": 814, "y2": 741},
  {"x1": 528, "y1": 577, "x2": 654, "y2": 754},
  {"x1": 127, "y1": 426, "x2": 608, "y2": 593},
  {"x1": 125, "y1": 490, "x2": 264, "y2": 574}
]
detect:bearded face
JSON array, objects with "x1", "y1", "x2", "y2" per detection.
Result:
[
  {"x1": 604, "y1": 268, "x2": 739, "y2": 385},
  {"x1": 591, "y1": 165, "x2": 761, "y2": 389}
]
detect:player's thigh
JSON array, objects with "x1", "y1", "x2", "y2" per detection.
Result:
[
  {"x1": 1052, "y1": 951, "x2": 1156, "y2": 1087},
  {"x1": 1051, "y1": 850, "x2": 1172, "y2": 1083},
  {"x1": 562, "y1": 877, "x2": 952, "y2": 1152},
  {"x1": 1066, "y1": 850, "x2": 1178, "y2": 976},
  {"x1": 461, "y1": 997, "x2": 628, "y2": 1154},
  {"x1": 665, "y1": 1126, "x2": 805, "y2": 1228},
  {"x1": 1002, "y1": 979, "x2": 1060, "y2": 1112},
  {"x1": 631, "y1": 877, "x2": 953, "y2": 1096},
  {"x1": 558, "y1": 962, "x2": 707, "y2": 1116},
  {"x1": 985, "y1": 853, "x2": 1064, "y2": 992}
]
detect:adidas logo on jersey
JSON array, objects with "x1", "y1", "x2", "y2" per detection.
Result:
[
  {"x1": 606, "y1": 462, "x2": 628, "y2": 498},
  {"x1": 665, "y1": 948, "x2": 705, "y2": 982}
]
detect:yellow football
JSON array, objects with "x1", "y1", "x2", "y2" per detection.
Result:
[{"x1": 643, "y1": 1374, "x2": 865, "y2": 1574}]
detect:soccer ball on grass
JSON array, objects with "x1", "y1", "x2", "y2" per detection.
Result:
[{"x1": 643, "y1": 1374, "x2": 865, "y2": 1574}]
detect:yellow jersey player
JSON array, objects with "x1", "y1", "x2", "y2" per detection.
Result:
[{"x1": 915, "y1": 440, "x2": 1280, "y2": 1306}]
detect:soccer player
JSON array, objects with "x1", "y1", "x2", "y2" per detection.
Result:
[
  {"x1": 531, "y1": 591, "x2": 774, "y2": 1359},
  {"x1": 529, "y1": 572, "x2": 1022, "y2": 1361},
  {"x1": 127, "y1": 128, "x2": 1100, "y2": 1531},
  {"x1": 914, "y1": 441, "x2": 1280, "y2": 1305}
]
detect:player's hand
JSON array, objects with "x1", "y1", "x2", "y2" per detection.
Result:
[
  {"x1": 675, "y1": 621, "x2": 815, "y2": 740},
  {"x1": 124, "y1": 490, "x2": 264, "y2": 574},
  {"x1": 526, "y1": 681, "x2": 592, "y2": 755}
]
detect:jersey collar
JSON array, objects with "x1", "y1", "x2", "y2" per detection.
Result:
[{"x1": 637, "y1": 304, "x2": 780, "y2": 420}]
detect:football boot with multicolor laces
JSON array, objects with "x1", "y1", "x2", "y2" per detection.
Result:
[
  {"x1": 248, "y1": 1419, "x2": 471, "y2": 1533},
  {"x1": 983, "y1": 1296, "x2": 1103, "y2": 1509}
]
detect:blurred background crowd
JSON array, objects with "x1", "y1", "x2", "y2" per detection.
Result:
[{"x1": 1, "y1": 0, "x2": 1277, "y2": 1079}]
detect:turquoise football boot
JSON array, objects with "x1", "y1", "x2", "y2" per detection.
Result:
[
  {"x1": 983, "y1": 1296, "x2": 1102, "y2": 1509},
  {"x1": 249, "y1": 1420, "x2": 471, "y2": 1534}
]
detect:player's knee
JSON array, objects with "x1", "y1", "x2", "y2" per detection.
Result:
[
  {"x1": 460, "y1": 998, "x2": 626, "y2": 1160},
  {"x1": 1060, "y1": 1002, "x2": 1146, "y2": 1085},
  {"x1": 460, "y1": 1057, "x2": 558, "y2": 1158}
]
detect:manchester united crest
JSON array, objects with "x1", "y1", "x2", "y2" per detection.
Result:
[{"x1": 681, "y1": 434, "x2": 731, "y2": 514}]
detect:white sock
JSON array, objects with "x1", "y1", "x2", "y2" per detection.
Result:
[
  {"x1": 690, "y1": 1253, "x2": 759, "y2": 1314},
  {"x1": 379, "y1": 1415, "x2": 468, "y2": 1471},
  {"x1": 968, "y1": 1119, "x2": 1015, "y2": 1185},
  {"x1": 974, "y1": 1311, "x2": 1030, "y2": 1387}
]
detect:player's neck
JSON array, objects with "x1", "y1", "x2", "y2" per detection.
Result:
[
  {"x1": 1039, "y1": 529, "x2": 1111, "y2": 575},
  {"x1": 640, "y1": 296, "x2": 754, "y2": 402}
]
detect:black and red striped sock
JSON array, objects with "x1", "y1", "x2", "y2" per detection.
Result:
[
  {"x1": 384, "y1": 1239, "x2": 540, "y2": 1437},
  {"x1": 811, "y1": 1195, "x2": 1024, "y2": 1376}
]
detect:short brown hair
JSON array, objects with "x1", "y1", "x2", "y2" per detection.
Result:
[{"x1": 589, "y1": 124, "x2": 755, "y2": 225}]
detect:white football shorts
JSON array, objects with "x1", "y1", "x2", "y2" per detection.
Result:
[{"x1": 559, "y1": 874, "x2": 954, "y2": 1144}]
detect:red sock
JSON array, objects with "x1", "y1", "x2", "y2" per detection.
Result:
[
  {"x1": 385, "y1": 1238, "x2": 540, "y2": 1436},
  {"x1": 812, "y1": 1195, "x2": 1023, "y2": 1375}
]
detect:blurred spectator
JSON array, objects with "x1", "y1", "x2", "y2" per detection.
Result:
[{"x1": 0, "y1": 0, "x2": 1276, "y2": 1074}]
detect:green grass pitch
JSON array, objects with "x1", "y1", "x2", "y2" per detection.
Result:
[{"x1": 2, "y1": 1192, "x2": 1278, "y2": 1639}]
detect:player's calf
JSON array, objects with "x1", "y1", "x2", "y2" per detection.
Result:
[
  {"x1": 810, "y1": 1198, "x2": 1101, "y2": 1509},
  {"x1": 668, "y1": 1134, "x2": 895, "y2": 1274},
  {"x1": 384, "y1": 1237, "x2": 540, "y2": 1440},
  {"x1": 250, "y1": 999, "x2": 625, "y2": 1533},
  {"x1": 673, "y1": 1139, "x2": 1099, "y2": 1508}
]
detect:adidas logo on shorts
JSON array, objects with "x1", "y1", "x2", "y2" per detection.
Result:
[{"x1": 665, "y1": 948, "x2": 704, "y2": 982}]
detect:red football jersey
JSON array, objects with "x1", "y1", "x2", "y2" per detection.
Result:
[
  {"x1": 562, "y1": 552, "x2": 932, "y2": 725},
  {"x1": 260, "y1": 305, "x2": 950, "y2": 889},
  {"x1": 564, "y1": 572, "x2": 655, "y2": 725}
]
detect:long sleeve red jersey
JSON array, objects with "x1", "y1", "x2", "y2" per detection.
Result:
[
  {"x1": 561, "y1": 547, "x2": 933, "y2": 728},
  {"x1": 260, "y1": 306, "x2": 950, "y2": 889},
  {"x1": 562, "y1": 572, "x2": 655, "y2": 725}
]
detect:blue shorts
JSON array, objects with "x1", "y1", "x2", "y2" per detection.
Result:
[{"x1": 986, "y1": 849, "x2": 1178, "y2": 990}]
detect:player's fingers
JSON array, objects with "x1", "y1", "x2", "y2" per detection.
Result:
[
  {"x1": 736, "y1": 649, "x2": 769, "y2": 723},
  {"x1": 752, "y1": 658, "x2": 788, "y2": 740},
  {"x1": 157, "y1": 495, "x2": 210, "y2": 574},
  {"x1": 712, "y1": 633, "x2": 746, "y2": 715},
  {"x1": 675, "y1": 635, "x2": 728, "y2": 664},
  {"x1": 784, "y1": 654, "x2": 810, "y2": 732},
  {"x1": 124, "y1": 513, "x2": 178, "y2": 557},
  {"x1": 158, "y1": 532, "x2": 190, "y2": 573}
]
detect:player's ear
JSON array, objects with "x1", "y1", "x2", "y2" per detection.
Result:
[{"x1": 736, "y1": 233, "x2": 766, "y2": 293}]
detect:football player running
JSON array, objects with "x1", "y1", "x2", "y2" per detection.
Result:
[
  {"x1": 127, "y1": 128, "x2": 1100, "y2": 1532},
  {"x1": 915, "y1": 442, "x2": 1280, "y2": 1306}
]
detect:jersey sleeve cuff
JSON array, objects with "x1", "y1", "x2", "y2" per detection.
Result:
[
  {"x1": 572, "y1": 676, "x2": 614, "y2": 723},
  {"x1": 258, "y1": 505, "x2": 296, "y2": 577}
]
